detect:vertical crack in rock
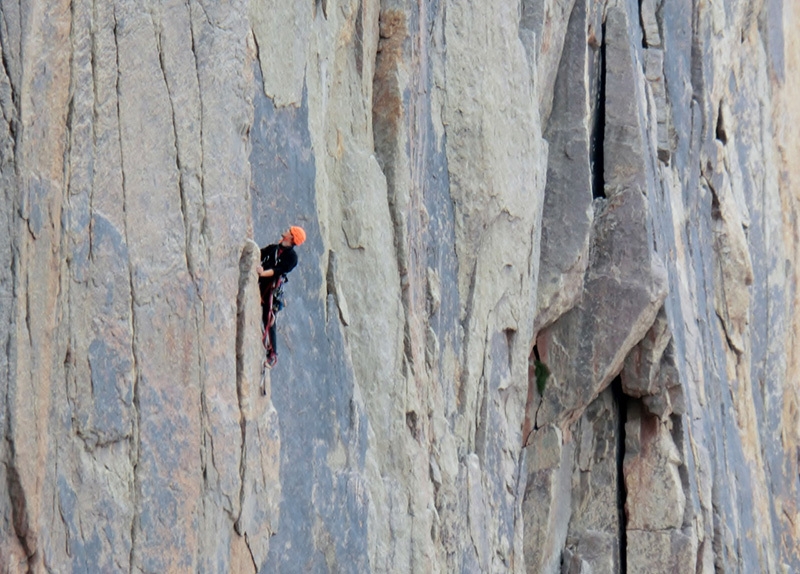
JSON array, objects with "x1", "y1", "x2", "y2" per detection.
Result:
[
  {"x1": 0, "y1": 5, "x2": 19, "y2": 125},
  {"x1": 612, "y1": 376, "x2": 628, "y2": 574},
  {"x1": 325, "y1": 250, "x2": 349, "y2": 326},
  {"x1": 591, "y1": 20, "x2": 606, "y2": 200},
  {"x1": 312, "y1": 0, "x2": 328, "y2": 20},
  {"x1": 123, "y1": 122, "x2": 141, "y2": 574},
  {"x1": 373, "y1": 3, "x2": 437, "y2": 389},
  {"x1": 24, "y1": 269, "x2": 31, "y2": 347},
  {"x1": 353, "y1": 0, "x2": 363, "y2": 80},
  {"x1": 187, "y1": 0, "x2": 206, "y2": 245},
  {"x1": 6, "y1": 441, "x2": 33, "y2": 563},
  {"x1": 182, "y1": 1, "x2": 215, "y2": 525},
  {"x1": 0, "y1": 48, "x2": 16, "y2": 148},
  {"x1": 636, "y1": 0, "x2": 645, "y2": 48},
  {"x1": 405, "y1": 410, "x2": 419, "y2": 442},
  {"x1": 372, "y1": 8, "x2": 415, "y2": 373},
  {"x1": 234, "y1": 242, "x2": 253, "y2": 534},
  {"x1": 112, "y1": 7, "x2": 141, "y2": 570},
  {"x1": 152, "y1": 10, "x2": 190, "y2": 277},
  {"x1": 201, "y1": 391, "x2": 218, "y2": 493},
  {"x1": 535, "y1": 0, "x2": 668, "y2": 428},
  {"x1": 474, "y1": 367, "x2": 489, "y2": 458},
  {"x1": 243, "y1": 533, "x2": 259, "y2": 573},
  {"x1": 715, "y1": 100, "x2": 728, "y2": 145},
  {"x1": 457, "y1": 259, "x2": 480, "y2": 413},
  {"x1": 563, "y1": 386, "x2": 630, "y2": 572}
]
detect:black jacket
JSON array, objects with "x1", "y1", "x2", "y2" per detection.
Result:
[{"x1": 259, "y1": 244, "x2": 297, "y2": 297}]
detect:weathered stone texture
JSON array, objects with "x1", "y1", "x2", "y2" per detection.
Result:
[
  {"x1": 2, "y1": 0, "x2": 800, "y2": 572},
  {"x1": 624, "y1": 405, "x2": 685, "y2": 531},
  {"x1": 565, "y1": 388, "x2": 623, "y2": 574},
  {"x1": 534, "y1": 0, "x2": 595, "y2": 333},
  {"x1": 522, "y1": 425, "x2": 573, "y2": 574},
  {"x1": 1, "y1": 0, "x2": 279, "y2": 571}
]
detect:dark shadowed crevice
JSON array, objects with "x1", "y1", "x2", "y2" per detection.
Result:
[
  {"x1": 405, "y1": 410, "x2": 419, "y2": 441},
  {"x1": 456, "y1": 259, "x2": 480, "y2": 413},
  {"x1": 325, "y1": 250, "x2": 349, "y2": 326},
  {"x1": 0, "y1": 10, "x2": 18, "y2": 120},
  {"x1": 324, "y1": 250, "x2": 337, "y2": 319},
  {"x1": 611, "y1": 376, "x2": 628, "y2": 573},
  {"x1": 504, "y1": 328, "x2": 516, "y2": 370},
  {"x1": 591, "y1": 23, "x2": 607, "y2": 199},
  {"x1": 715, "y1": 100, "x2": 728, "y2": 144},
  {"x1": 670, "y1": 414, "x2": 693, "y2": 529},
  {"x1": 354, "y1": 0, "x2": 363, "y2": 79},
  {"x1": 243, "y1": 533, "x2": 258, "y2": 573},
  {"x1": 689, "y1": 2, "x2": 705, "y2": 102},
  {"x1": 314, "y1": 0, "x2": 328, "y2": 20},
  {"x1": 6, "y1": 451, "x2": 33, "y2": 563},
  {"x1": 637, "y1": 0, "x2": 647, "y2": 48},
  {"x1": 473, "y1": 355, "x2": 490, "y2": 461}
]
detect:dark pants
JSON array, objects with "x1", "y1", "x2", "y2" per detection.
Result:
[
  {"x1": 262, "y1": 302, "x2": 277, "y2": 354},
  {"x1": 260, "y1": 278, "x2": 278, "y2": 354}
]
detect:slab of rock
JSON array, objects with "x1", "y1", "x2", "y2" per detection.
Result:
[
  {"x1": 626, "y1": 528, "x2": 697, "y2": 574},
  {"x1": 250, "y1": 0, "x2": 313, "y2": 106},
  {"x1": 624, "y1": 404, "x2": 685, "y2": 530},
  {"x1": 518, "y1": 0, "x2": 578, "y2": 125},
  {"x1": 535, "y1": 0, "x2": 667, "y2": 428},
  {"x1": 522, "y1": 425, "x2": 574, "y2": 574},
  {"x1": 564, "y1": 388, "x2": 623, "y2": 574},
  {"x1": 535, "y1": 0, "x2": 595, "y2": 332},
  {"x1": 620, "y1": 308, "x2": 671, "y2": 398},
  {"x1": 536, "y1": 186, "x2": 667, "y2": 426}
]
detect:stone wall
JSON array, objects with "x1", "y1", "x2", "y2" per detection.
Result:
[{"x1": 0, "y1": 0, "x2": 798, "y2": 572}]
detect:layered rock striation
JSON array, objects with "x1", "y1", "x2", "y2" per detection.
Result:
[{"x1": 0, "y1": 0, "x2": 798, "y2": 572}]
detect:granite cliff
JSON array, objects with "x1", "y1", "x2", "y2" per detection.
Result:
[{"x1": 1, "y1": 0, "x2": 798, "y2": 572}]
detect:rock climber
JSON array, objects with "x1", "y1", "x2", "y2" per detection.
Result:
[{"x1": 257, "y1": 225, "x2": 306, "y2": 366}]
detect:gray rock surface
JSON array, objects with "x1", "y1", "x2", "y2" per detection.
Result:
[
  {"x1": 1, "y1": 0, "x2": 799, "y2": 572},
  {"x1": 534, "y1": 0, "x2": 596, "y2": 333},
  {"x1": 565, "y1": 388, "x2": 623, "y2": 574},
  {"x1": 522, "y1": 425, "x2": 573, "y2": 574}
]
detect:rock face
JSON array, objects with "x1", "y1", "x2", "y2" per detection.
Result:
[{"x1": 1, "y1": 0, "x2": 799, "y2": 573}]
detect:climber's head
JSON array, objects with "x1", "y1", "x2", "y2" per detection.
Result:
[
  {"x1": 290, "y1": 226, "x2": 306, "y2": 246},
  {"x1": 281, "y1": 226, "x2": 306, "y2": 247}
]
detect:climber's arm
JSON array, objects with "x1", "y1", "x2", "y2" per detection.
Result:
[{"x1": 257, "y1": 266, "x2": 275, "y2": 278}]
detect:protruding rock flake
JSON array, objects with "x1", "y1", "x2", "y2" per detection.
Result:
[{"x1": 1, "y1": 0, "x2": 799, "y2": 572}]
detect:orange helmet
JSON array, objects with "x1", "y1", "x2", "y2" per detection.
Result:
[{"x1": 289, "y1": 226, "x2": 306, "y2": 246}]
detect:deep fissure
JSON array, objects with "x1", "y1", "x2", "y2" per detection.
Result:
[
  {"x1": 611, "y1": 376, "x2": 628, "y2": 573},
  {"x1": 637, "y1": 0, "x2": 647, "y2": 48},
  {"x1": 591, "y1": 22, "x2": 607, "y2": 199},
  {"x1": 715, "y1": 100, "x2": 728, "y2": 144}
]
